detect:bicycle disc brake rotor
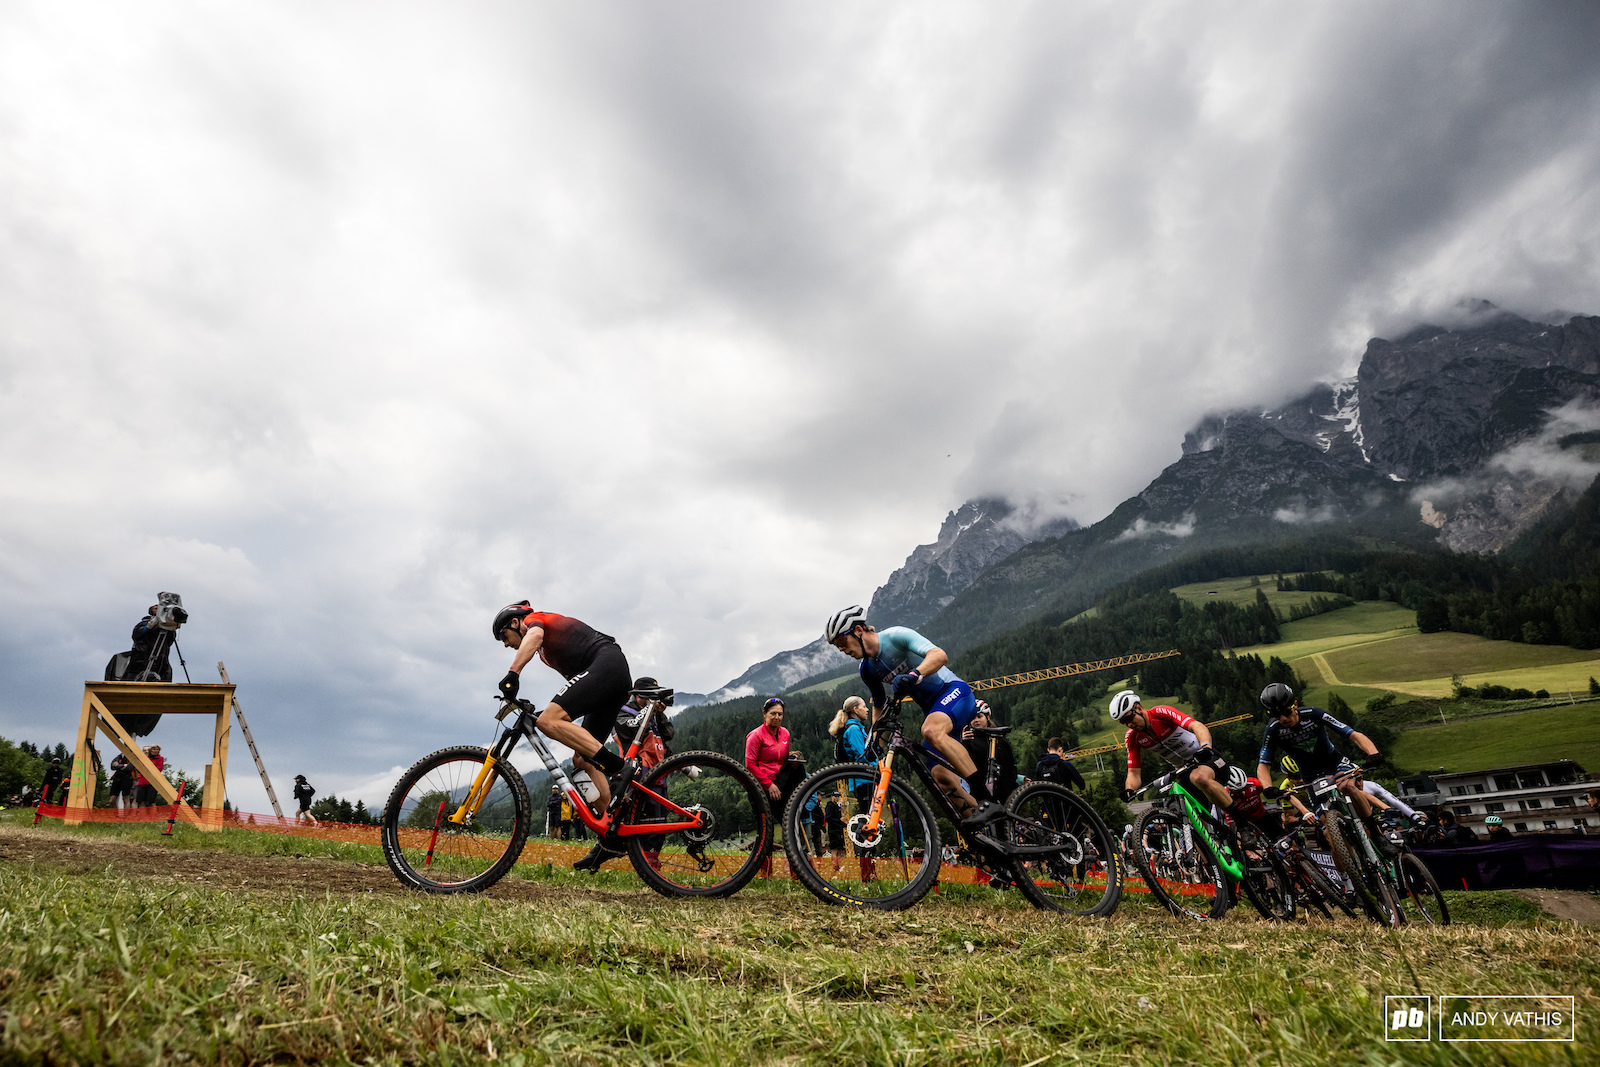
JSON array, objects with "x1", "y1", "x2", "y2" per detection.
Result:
[
  {"x1": 846, "y1": 814, "x2": 883, "y2": 850},
  {"x1": 1042, "y1": 829, "x2": 1084, "y2": 866},
  {"x1": 678, "y1": 804, "x2": 715, "y2": 846}
]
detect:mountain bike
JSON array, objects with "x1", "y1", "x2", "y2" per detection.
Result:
[
  {"x1": 1129, "y1": 756, "x2": 1293, "y2": 921},
  {"x1": 1292, "y1": 770, "x2": 1448, "y2": 926},
  {"x1": 781, "y1": 703, "x2": 1123, "y2": 914},
  {"x1": 381, "y1": 687, "x2": 772, "y2": 897}
]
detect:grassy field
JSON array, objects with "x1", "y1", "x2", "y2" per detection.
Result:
[
  {"x1": 1390, "y1": 702, "x2": 1600, "y2": 777},
  {"x1": 1170, "y1": 573, "x2": 1330, "y2": 613},
  {"x1": 2, "y1": 818, "x2": 1596, "y2": 1066},
  {"x1": 1324, "y1": 631, "x2": 1600, "y2": 685}
]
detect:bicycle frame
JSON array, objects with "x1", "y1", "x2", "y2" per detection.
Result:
[
  {"x1": 1163, "y1": 782, "x2": 1247, "y2": 881},
  {"x1": 439, "y1": 697, "x2": 706, "y2": 842},
  {"x1": 861, "y1": 706, "x2": 1068, "y2": 860}
]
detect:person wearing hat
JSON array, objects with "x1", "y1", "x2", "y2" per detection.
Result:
[
  {"x1": 1484, "y1": 815, "x2": 1514, "y2": 843},
  {"x1": 292, "y1": 774, "x2": 317, "y2": 823}
]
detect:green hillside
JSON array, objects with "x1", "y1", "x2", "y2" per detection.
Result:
[
  {"x1": 1389, "y1": 702, "x2": 1600, "y2": 776},
  {"x1": 1170, "y1": 573, "x2": 1327, "y2": 613}
]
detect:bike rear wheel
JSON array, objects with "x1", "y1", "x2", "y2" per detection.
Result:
[
  {"x1": 1396, "y1": 853, "x2": 1450, "y2": 925},
  {"x1": 783, "y1": 764, "x2": 941, "y2": 910},
  {"x1": 1234, "y1": 823, "x2": 1295, "y2": 922},
  {"x1": 1004, "y1": 782, "x2": 1123, "y2": 916},
  {"x1": 1293, "y1": 855, "x2": 1356, "y2": 919},
  {"x1": 620, "y1": 750, "x2": 772, "y2": 898},
  {"x1": 382, "y1": 745, "x2": 531, "y2": 893},
  {"x1": 1132, "y1": 806, "x2": 1229, "y2": 920}
]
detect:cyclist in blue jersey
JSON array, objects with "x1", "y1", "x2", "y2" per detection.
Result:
[
  {"x1": 824, "y1": 605, "x2": 1000, "y2": 828},
  {"x1": 1254, "y1": 682, "x2": 1384, "y2": 823}
]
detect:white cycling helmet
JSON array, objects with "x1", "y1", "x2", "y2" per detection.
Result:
[
  {"x1": 825, "y1": 605, "x2": 867, "y2": 643},
  {"x1": 1109, "y1": 690, "x2": 1142, "y2": 723}
]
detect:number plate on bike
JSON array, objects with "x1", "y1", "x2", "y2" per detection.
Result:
[{"x1": 1308, "y1": 776, "x2": 1337, "y2": 804}]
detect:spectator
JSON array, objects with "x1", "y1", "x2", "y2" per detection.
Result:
[
  {"x1": 1434, "y1": 809, "x2": 1476, "y2": 847},
  {"x1": 292, "y1": 774, "x2": 317, "y2": 823},
  {"x1": 823, "y1": 793, "x2": 846, "y2": 871},
  {"x1": 961, "y1": 701, "x2": 1017, "y2": 803},
  {"x1": 108, "y1": 753, "x2": 134, "y2": 810},
  {"x1": 829, "y1": 696, "x2": 873, "y2": 809},
  {"x1": 1034, "y1": 737, "x2": 1087, "y2": 792},
  {"x1": 547, "y1": 787, "x2": 563, "y2": 838},
  {"x1": 1483, "y1": 815, "x2": 1514, "y2": 843},
  {"x1": 745, "y1": 697, "x2": 803, "y2": 822},
  {"x1": 41, "y1": 758, "x2": 65, "y2": 806},
  {"x1": 559, "y1": 795, "x2": 574, "y2": 840},
  {"x1": 134, "y1": 746, "x2": 166, "y2": 809}
]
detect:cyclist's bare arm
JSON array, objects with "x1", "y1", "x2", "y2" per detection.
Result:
[
  {"x1": 914, "y1": 646, "x2": 949, "y2": 676},
  {"x1": 1125, "y1": 767, "x2": 1142, "y2": 793},
  {"x1": 1350, "y1": 731, "x2": 1379, "y2": 758},
  {"x1": 508, "y1": 626, "x2": 546, "y2": 673}
]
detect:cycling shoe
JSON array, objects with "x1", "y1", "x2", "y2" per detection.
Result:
[
  {"x1": 573, "y1": 841, "x2": 625, "y2": 873},
  {"x1": 958, "y1": 801, "x2": 1006, "y2": 830}
]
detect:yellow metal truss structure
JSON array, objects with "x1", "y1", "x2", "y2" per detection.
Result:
[{"x1": 968, "y1": 648, "x2": 1181, "y2": 693}]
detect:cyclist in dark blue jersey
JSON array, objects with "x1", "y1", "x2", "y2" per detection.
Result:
[
  {"x1": 824, "y1": 605, "x2": 1000, "y2": 828},
  {"x1": 1254, "y1": 682, "x2": 1383, "y2": 820}
]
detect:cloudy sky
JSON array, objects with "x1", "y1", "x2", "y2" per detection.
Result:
[{"x1": 3, "y1": 1, "x2": 1598, "y2": 810}]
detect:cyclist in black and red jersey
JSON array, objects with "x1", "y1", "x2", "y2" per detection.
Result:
[
  {"x1": 493, "y1": 601, "x2": 632, "y2": 814},
  {"x1": 1112, "y1": 690, "x2": 1236, "y2": 811}
]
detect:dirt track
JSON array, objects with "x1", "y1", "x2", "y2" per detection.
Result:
[{"x1": 0, "y1": 826, "x2": 634, "y2": 906}]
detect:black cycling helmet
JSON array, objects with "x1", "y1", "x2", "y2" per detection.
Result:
[
  {"x1": 1260, "y1": 682, "x2": 1296, "y2": 714},
  {"x1": 492, "y1": 600, "x2": 532, "y2": 641}
]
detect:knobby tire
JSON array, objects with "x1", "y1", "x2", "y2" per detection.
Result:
[
  {"x1": 1131, "y1": 806, "x2": 1229, "y2": 920},
  {"x1": 783, "y1": 763, "x2": 941, "y2": 911},
  {"x1": 381, "y1": 745, "x2": 531, "y2": 893},
  {"x1": 621, "y1": 750, "x2": 771, "y2": 898},
  {"x1": 1003, "y1": 782, "x2": 1123, "y2": 916}
]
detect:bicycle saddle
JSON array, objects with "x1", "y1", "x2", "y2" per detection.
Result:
[
  {"x1": 630, "y1": 685, "x2": 674, "y2": 705},
  {"x1": 969, "y1": 725, "x2": 1014, "y2": 737}
]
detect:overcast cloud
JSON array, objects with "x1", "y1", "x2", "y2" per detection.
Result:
[{"x1": 2, "y1": 1, "x2": 1598, "y2": 809}]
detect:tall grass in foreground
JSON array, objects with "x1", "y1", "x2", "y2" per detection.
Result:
[{"x1": 0, "y1": 858, "x2": 1595, "y2": 1065}]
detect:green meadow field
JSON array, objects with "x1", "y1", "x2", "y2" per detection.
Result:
[
  {"x1": 2, "y1": 814, "x2": 1595, "y2": 1066},
  {"x1": 1389, "y1": 702, "x2": 1600, "y2": 777}
]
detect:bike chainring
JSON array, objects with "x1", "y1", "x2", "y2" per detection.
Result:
[{"x1": 679, "y1": 804, "x2": 715, "y2": 847}]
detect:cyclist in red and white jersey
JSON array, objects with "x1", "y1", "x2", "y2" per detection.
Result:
[{"x1": 1112, "y1": 690, "x2": 1236, "y2": 810}]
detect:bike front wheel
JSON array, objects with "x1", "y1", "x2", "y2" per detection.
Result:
[
  {"x1": 382, "y1": 745, "x2": 531, "y2": 893},
  {"x1": 1323, "y1": 812, "x2": 1394, "y2": 926},
  {"x1": 1004, "y1": 782, "x2": 1123, "y2": 916},
  {"x1": 1396, "y1": 853, "x2": 1450, "y2": 925},
  {"x1": 783, "y1": 764, "x2": 941, "y2": 910},
  {"x1": 1132, "y1": 805, "x2": 1228, "y2": 920},
  {"x1": 620, "y1": 750, "x2": 772, "y2": 898}
]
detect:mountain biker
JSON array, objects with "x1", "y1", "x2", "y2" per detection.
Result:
[
  {"x1": 1111, "y1": 690, "x2": 1236, "y2": 812},
  {"x1": 1253, "y1": 683, "x2": 1383, "y2": 825},
  {"x1": 494, "y1": 601, "x2": 631, "y2": 816},
  {"x1": 824, "y1": 605, "x2": 998, "y2": 828}
]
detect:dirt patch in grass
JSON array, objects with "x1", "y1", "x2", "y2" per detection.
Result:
[
  {"x1": 0, "y1": 826, "x2": 622, "y2": 906},
  {"x1": 1516, "y1": 889, "x2": 1600, "y2": 926}
]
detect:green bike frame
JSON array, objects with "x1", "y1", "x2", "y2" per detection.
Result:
[{"x1": 1166, "y1": 781, "x2": 1245, "y2": 881}]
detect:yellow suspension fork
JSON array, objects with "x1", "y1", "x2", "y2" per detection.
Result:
[{"x1": 450, "y1": 755, "x2": 500, "y2": 825}]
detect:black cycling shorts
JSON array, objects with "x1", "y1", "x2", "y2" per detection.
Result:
[{"x1": 549, "y1": 643, "x2": 632, "y2": 743}]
